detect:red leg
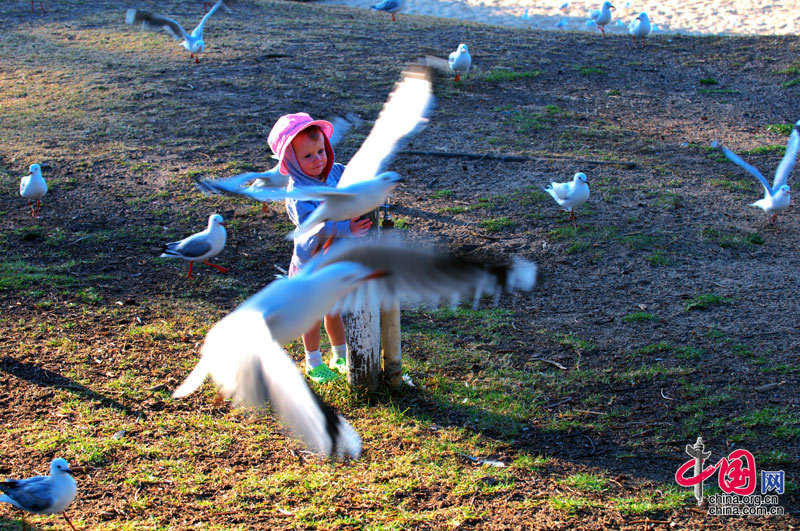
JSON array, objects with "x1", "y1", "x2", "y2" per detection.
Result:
[
  {"x1": 195, "y1": 56, "x2": 200, "y2": 64},
  {"x1": 28, "y1": 201, "x2": 36, "y2": 217},
  {"x1": 204, "y1": 261, "x2": 229, "y2": 273},
  {"x1": 31, "y1": 0, "x2": 35, "y2": 12},
  {"x1": 392, "y1": 13, "x2": 396, "y2": 21},
  {"x1": 261, "y1": 203, "x2": 270, "y2": 214},
  {"x1": 600, "y1": 25, "x2": 605, "y2": 36},
  {"x1": 40, "y1": 1, "x2": 47, "y2": 12},
  {"x1": 63, "y1": 513, "x2": 78, "y2": 531},
  {"x1": 187, "y1": 262, "x2": 194, "y2": 278},
  {"x1": 454, "y1": 74, "x2": 461, "y2": 82}
]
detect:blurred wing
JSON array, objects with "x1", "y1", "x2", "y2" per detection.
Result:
[
  {"x1": 773, "y1": 124, "x2": 800, "y2": 190},
  {"x1": 195, "y1": 169, "x2": 289, "y2": 200},
  {"x1": 418, "y1": 55, "x2": 451, "y2": 74},
  {"x1": 19, "y1": 176, "x2": 29, "y2": 195},
  {"x1": 307, "y1": 237, "x2": 537, "y2": 313},
  {"x1": 126, "y1": 9, "x2": 188, "y2": 41},
  {"x1": 337, "y1": 67, "x2": 434, "y2": 188},
  {"x1": 712, "y1": 141, "x2": 771, "y2": 195},
  {"x1": 193, "y1": 0, "x2": 225, "y2": 36},
  {"x1": 173, "y1": 310, "x2": 361, "y2": 459},
  {"x1": 0, "y1": 477, "x2": 53, "y2": 512}
]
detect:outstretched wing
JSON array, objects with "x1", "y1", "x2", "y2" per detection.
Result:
[
  {"x1": 305, "y1": 236, "x2": 537, "y2": 313},
  {"x1": 337, "y1": 67, "x2": 434, "y2": 189},
  {"x1": 192, "y1": 0, "x2": 226, "y2": 37},
  {"x1": 773, "y1": 121, "x2": 800, "y2": 191},
  {"x1": 126, "y1": 9, "x2": 189, "y2": 41},
  {"x1": 173, "y1": 310, "x2": 361, "y2": 460},
  {"x1": 712, "y1": 141, "x2": 772, "y2": 196}
]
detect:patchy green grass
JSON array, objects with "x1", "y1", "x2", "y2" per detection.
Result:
[
  {"x1": 684, "y1": 293, "x2": 732, "y2": 311},
  {"x1": 479, "y1": 217, "x2": 514, "y2": 232},
  {"x1": 622, "y1": 312, "x2": 656, "y2": 323},
  {"x1": 482, "y1": 69, "x2": 542, "y2": 83}
]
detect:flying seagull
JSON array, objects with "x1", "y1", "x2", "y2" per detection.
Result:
[
  {"x1": 19, "y1": 163, "x2": 47, "y2": 218},
  {"x1": 194, "y1": 113, "x2": 363, "y2": 209},
  {"x1": 0, "y1": 458, "x2": 78, "y2": 531},
  {"x1": 285, "y1": 68, "x2": 433, "y2": 241},
  {"x1": 544, "y1": 172, "x2": 590, "y2": 222},
  {"x1": 126, "y1": 0, "x2": 229, "y2": 63},
  {"x1": 173, "y1": 236, "x2": 536, "y2": 458},
  {"x1": 160, "y1": 214, "x2": 228, "y2": 278},
  {"x1": 712, "y1": 120, "x2": 800, "y2": 224}
]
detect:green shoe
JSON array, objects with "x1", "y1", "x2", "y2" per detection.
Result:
[
  {"x1": 306, "y1": 363, "x2": 341, "y2": 384},
  {"x1": 328, "y1": 356, "x2": 347, "y2": 375}
]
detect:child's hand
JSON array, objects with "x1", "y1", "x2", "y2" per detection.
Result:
[{"x1": 349, "y1": 216, "x2": 372, "y2": 237}]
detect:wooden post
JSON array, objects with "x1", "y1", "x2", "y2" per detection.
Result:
[
  {"x1": 344, "y1": 210, "x2": 381, "y2": 391},
  {"x1": 381, "y1": 302, "x2": 402, "y2": 387}
]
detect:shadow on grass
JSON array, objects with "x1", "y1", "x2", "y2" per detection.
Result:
[{"x1": 0, "y1": 356, "x2": 143, "y2": 419}]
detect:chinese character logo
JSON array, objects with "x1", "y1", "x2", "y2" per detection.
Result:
[
  {"x1": 761, "y1": 470, "x2": 785, "y2": 495},
  {"x1": 675, "y1": 437, "x2": 756, "y2": 505}
]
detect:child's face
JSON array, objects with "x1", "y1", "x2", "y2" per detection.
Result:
[{"x1": 291, "y1": 131, "x2": 327, "y2": 177}]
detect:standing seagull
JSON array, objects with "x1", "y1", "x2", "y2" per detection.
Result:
[
  {"x1": 449, "y1": 43, "x2": 472, "y2": 84},
  {"x1": 712, "y1": 121, "x2": 800, "y2": 225},
  {"x1": 126, "y1": 0, "x2": 229, "y2": 63},
  {"x1": 544, "y1": 172, "x2": 590, "y2": 222},
  {"x1": 160, "y1": 214, "x2": 228, "y2": 278},
  {"x1": 628, "y1": 12, "x2": 651, "y2": 47},
  {"x1": 0, "y1": 458, "x2": 78, "y2": 531},
  {"x1": 371, "y1": 0, "x2": 404, "y2": 22},
  {"x1": 590, "y1": 1, "x2": 615, "y2": 36},
  {"x1": 173, "y1": 236, "x2": 536, "y2": 459},
  {"x1": 19, "y1": 163, "x2": 47, "y2": 218}
]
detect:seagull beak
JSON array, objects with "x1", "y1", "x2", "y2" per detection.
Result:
[
  {"x1": 220, "y1": 222, "x2": 228, "y2": 227},
  {"x1": 361, "y1": 270, "x2": 390, "y2": 281}
]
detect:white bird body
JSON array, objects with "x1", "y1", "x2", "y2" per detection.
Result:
[
  {"x1": 126, "y1": 0, "x2": 228, "y2": 61},
  {"x1": 629, "y1": 12, "x2": 651, "y2": 44},
  {"x1": 449, "y1": 44, "x2": 471, "y2": 81},
  {"x1": 19, "y1": 163, "x2": 47, "y2": 217},
  {"x1": 590, "y1": 1, "x2": 615, "y2": 34},
  {"x1": 173, "y1": 237, "x2": 537, "y2": 459},
  {"x1": 713, "y1": 120, "x2": 800, "y2": 223},
  {"x1": 371, "y1": 0, "x2": 403, "y2": 20},
  {"x1": 160, "y1": 214, "x2": 228, "y2": 277},
  {"x1": 544, "y1": 172, "x2": 590, "y2": 219},
  {"x1": 0, "y1": 458, "x2": 77, "y2": 530}
]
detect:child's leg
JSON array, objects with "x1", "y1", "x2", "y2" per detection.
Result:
[
  {"x1": 324, "y1": 314, "x2": 348, "y2": 374},
  {"x1": 302, "y1": 320, "x2": 323, "y2": 368}
]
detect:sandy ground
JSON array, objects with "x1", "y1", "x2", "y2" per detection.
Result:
[{"x1": 318, "y1": 0, "x2": 800, "y2": 36}]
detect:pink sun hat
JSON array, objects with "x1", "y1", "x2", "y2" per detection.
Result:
[{"x1": 267, "y1": 113, "x2": 334, "y2": 176}]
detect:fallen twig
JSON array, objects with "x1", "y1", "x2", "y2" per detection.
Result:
[
  {"x1": 660, "y1": 388, "x2": 675, "y2": 401},
  {"x1": 532, "y1": 357, "x2": 568, "y2": 370},
  {"x1": 755, "y1": 381, "x2": 785, "y2": 392},
  {"x1": 546, "y1": 397, "x2": 573, "y2": 409}
]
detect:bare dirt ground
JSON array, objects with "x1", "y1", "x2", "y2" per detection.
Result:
[{"x1": 0, "y1": 0, "x2": 798, "y2": 529}]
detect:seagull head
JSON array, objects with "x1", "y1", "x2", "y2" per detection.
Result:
[
  {"x1": 209, "y1": 213, "x2": 226, "y2": 228},
  {"x1": 28, "y1": 163, "x2": 41, "y2": 176},
  {"x1": 574, "y1": 172, "x2": 588, "y2": 183},
  {"x1": 778, "y1": 185, "x2": 791, "y2": 195},
  {"x1": 638, "y1": 12, "x2": 649, "y2": 21},
  {"x1": 603, "y1": 1, "x2": 615, "y2": 9},
  {"x1": 50, "y1": 458, "x2": 73, "y2": 476},
  {"x1": 188, "y1": 39, "x2": 205, "y2": 54},
  {"x1": 458, "y1": 44, "x2": 469, "y2": 54},
  {"x1": 319, "y1": 262, "x2": 390, "y2": 291}
]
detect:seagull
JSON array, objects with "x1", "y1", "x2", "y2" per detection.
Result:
[
  {"x1": 173, "y1": 236, "x2": 537, "y2": 458},
  {"x1": 712, "y1": 121, "x2": 800, "y2": 224},
  {"x1": 160, "y1": 214, "x2": 228, "y2": 278},
  {"x1": 126, "y1": 0, "x2": 229, "y2": 63},
  {"x1": 194, "y1": 114, "x2": 363, "y2": 209},
  {"x1": 20, "y1": 163, "x2": 47, "y2": 218},
  {"x1": 590, "y1": 1, "x2": 615, "y2": 36},
  {"x1": 0, "y1": 458, "x2": 78, "y2": 531},
  {"x1": 371, "y1": 0, "x2": 404, "y2": 22},
  {"x1": 203, "y1": 0, "x2": 235, "y2": 13},
  {"x1": 629, "y1": 12, "x2": 651, "y2": 47},
  {"x1": 283, "y1": 68, "x2": 433, "y2": 241},
  {"x1": 449, "y1": 44, "x2": 471, "y2": 84},
  {"x1": 544, "y1": 172, "x2": 590, "y2": 222}
]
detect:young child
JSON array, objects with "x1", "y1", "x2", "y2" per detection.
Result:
[{"x1": 267, "y1": 113, "x2": 373, "y2": 384}]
